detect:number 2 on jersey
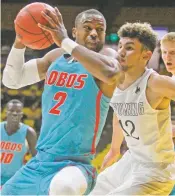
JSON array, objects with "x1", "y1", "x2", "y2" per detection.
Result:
[{"x1": 49, "y1": 92, "x2": 68, "y2": 115}]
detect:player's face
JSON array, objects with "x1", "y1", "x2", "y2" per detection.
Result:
[
  {"x1": 117, "y1": 37, "x2": 152, "y2": 71},
  {"x1": 73, "y1": 15, "x2": 106, "y2": 52},
  {"x1": 6, "y1": 103, "x2": 23, "y2": 125},
  {"x1": 161, "y1": 41, "x2": 175, "y2": 74}
]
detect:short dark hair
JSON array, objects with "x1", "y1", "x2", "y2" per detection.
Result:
[
  {"x1": 118, "y1": 22, "x2": 158, "y2": 52},
  {"x1": 75, "y1": 9, "x2": 106, "y2": 27},
  {"x1": 7, "y1": 99, "x2": 23, "y2": 108}
]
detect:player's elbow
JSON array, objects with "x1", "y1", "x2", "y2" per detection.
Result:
[
  {"x1": 104, "y1": 68, "x2": 124, "y2": 85},
  {"x1": 2, "y1": 73, "x2": 21, "y2": 89}
]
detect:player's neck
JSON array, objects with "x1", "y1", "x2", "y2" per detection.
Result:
[
  {"x1": 122, "y1": 67, "x2": 146, "y2": 88},
  {"x1": 5, "y1": 122, "x2": 20, "y2": 135}
]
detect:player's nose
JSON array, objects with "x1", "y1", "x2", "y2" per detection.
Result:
[
  {"x1": 90, "y1": 29, "x2": 98, "y2": 38},
  {"x1": 12, "y1": 111, "x2": 18, "y2": 115},
  {"x1": 118, "y1": 48, "x2": 126, "y2": 57}
]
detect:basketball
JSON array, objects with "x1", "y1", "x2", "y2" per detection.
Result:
[{"x1": 14, "y1": 2, "x2": 55, "y2": 50}]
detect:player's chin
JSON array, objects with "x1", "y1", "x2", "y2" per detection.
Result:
[
  {"x1": 86, "y1": 43, "x2": 102, "y2": 52},
  {"x1": 166, "y1": 66, "x2": 175, "y2": 73}
]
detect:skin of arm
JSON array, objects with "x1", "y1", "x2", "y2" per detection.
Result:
[
  {"x1": 149, "y1": 74, "x2": 175, "y2": 101},
  {"x1": 100, "y1": 113, "x2": 124, "y2": 171},
  {"x1": 26, "y1": 127, "x2": 37, "y2": 156}
]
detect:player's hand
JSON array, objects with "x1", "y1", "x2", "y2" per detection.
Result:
[
  {"x1": 38, "y1": 7, "x2": 68, "y2": 47},
  {"x1": 13, "y1": 36, "x2": 26, "y2": 49},
  {"x1": 100, "y1": 149, "x2": 120, "y2": 172}
]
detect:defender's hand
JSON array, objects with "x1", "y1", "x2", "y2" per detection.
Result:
[
  {"x1": 38, "y1": 7, "x2": 68, "y2": 47},
  {"x1": 100, "y1": 149, "x2": 120, "y2": 172}
]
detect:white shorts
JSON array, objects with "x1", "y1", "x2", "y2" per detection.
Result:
[{"x1": 90, "y1": 151, "x2": 175, "y2": 195}]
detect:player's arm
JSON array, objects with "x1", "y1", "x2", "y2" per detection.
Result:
[
  {"x1": 101, "y1": 113, "x2": 124, "y2": 170},
  {"x1": 26, "y1": 127, "x2": 37, "y2": 156},
  {"x1": 71, "y1": 45, "x2": 122, "y2": 85},
  {"x1": 38, "y1": 8, "x2": 122, "y2": 85},
  {"x1": 149, "y1": 74, "x2": 175, "y2": 101},
  {"x1": 2, "y1": 38, "x2": 64, "y2": 89}
]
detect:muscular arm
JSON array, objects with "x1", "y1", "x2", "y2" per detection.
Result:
[
  {"x1": 2, "y1": 38, "x2": 65, "y2": 89},
  {"x1": 26, "y1": 127, "x2": 37, "y2": 156},
  {"x1": 101, "y1": 112, "x2": 124, "y2": 170},
  {"x1": 111, "y1": 113, "x2": 124, "y2": 153},
  {"x1": 72, "y1": 46, "x2": 122, "y2": 85},
  {"x1": 149, "y1": 74, "x2": 175, "y2": 101}
]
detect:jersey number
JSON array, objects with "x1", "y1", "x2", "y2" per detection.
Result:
[
  {"x1": 119, "y1": 120, "x2": 139, "y2": 140},
  {"x1": 0, "y1": 152, "x2": 14, "y2": 164},
  {"x1": 49, "y1": 92, "x2": 68, "y2": 115}
]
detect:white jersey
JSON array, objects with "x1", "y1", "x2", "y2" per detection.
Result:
[
  {"x1": 110, "y1": 68, "x2": 175, "y2": 164},
  {"x1": 172, "y1": 75, "x2": 175, "y2": 80}
]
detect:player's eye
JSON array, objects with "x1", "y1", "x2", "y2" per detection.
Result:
[
  {"x1": 126, "y1": 46, "x2": 134, "y2": 50},
  {"x1": 170, "y1": 51, "x2": 175, "y2": 55},
  {"x1": 97, "y1": 28, "x2": 104, "y2": 32},
  {"x1": 84, "y1": 26, "x2": 91, "y2": 31}
]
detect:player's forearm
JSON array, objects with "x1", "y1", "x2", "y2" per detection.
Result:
[
  {"x1": 72, "y1": 46, "x2": 121, "y2": 84},
  {"x1": 2, "y1": 41, "x2": 41, "y2": 89},
  {"x1": 110, "y1": 113, "x2": 124, "y2": 153},
  {"x1": 61, "y1": 38, "x2": 122, "y2": 85}
]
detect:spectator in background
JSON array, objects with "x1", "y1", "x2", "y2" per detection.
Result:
[
  {"x1": 25, "y1": 85, "x2": 41, "y2": 107},
  {"x1": 1, "y1": 87, "x2": 11, "y2": 109},
  {"x1": 0, "y1": 99, "x2": 37, "y2": 186},
  {"x1": 23, "y1": 101, "x2": 42, "y2": 133},
  {"x1": 147, "y1": 41, "x2": 172, "y2": 76},
  {"x1": 160, "y1": 32, "x2": 175, "y2": 134}
]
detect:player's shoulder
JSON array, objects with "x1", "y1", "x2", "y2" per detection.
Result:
[
  {"x1": 45, "y1": 48, "x2": 66, "y2": 63},
  {"x1": 148, "y1": 72, "x2": 173, "y2": 92},
  {"x1": 0, "y1": 121, "x2": 5, "y2": 125},
  {"x1": 26, "y1": 126, "x2": 37, "y2": 138},
  {"x1": 26, "y1": 126, "x2": 36, "y2": 133}
]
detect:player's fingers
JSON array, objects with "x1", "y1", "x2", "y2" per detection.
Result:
[
  {"x1": 44, "y1": 8, "x2": 59, "y2": 25},
  {"x1": 38, "y1": 23, "x2": 52, "y2": 32},
  {"x1": 55, "y1": 7, "x2": 63, "y2": 23},
  {"x1": 100, "y1": 160, "x2": 107, "y2": 170},
  {"x1": 41, "y1": 11, "x2": 56, "y2": 28}
]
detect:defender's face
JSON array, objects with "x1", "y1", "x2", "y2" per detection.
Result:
[
  {"x1": 6, "y1": 103, "x2": 23, "y2": 125},
  {"x1": 118, "y1": 37, "x2": 151, "y2": 71},
  {"x1": 73, "y1": 15, "x2": 106, "y2": 52},
  {"x1": 161, "y1": 41, "x2": 175, "y2": 74}
]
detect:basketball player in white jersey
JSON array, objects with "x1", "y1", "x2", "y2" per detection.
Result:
[
  {"x1": 160, "y1": 32, "x2": 175, "y2": 195},
  {"x1": 90, "y1": 23, "x2": 175, "y2": 195}
]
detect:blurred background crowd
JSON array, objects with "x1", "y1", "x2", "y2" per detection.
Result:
[{"x1": 1, "y1": 0, "x2": 175, "y2": 170}]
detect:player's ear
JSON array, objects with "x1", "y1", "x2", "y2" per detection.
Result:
[
  {"x1": 143, "y1": 50, "x2": 152, "y2": 61},
  {"x1": 72, "y1": 27, "x2": 76, "y2": 39}
]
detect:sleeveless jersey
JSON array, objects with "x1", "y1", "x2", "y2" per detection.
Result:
[
  {"x1": 110, "y1": 68, "x2": 175, "y2": 163},
  {"x1": 0, "y1": 121, "x2": 28, "y2": 184},
  {"x1": 36, "y1": 54, "x2": 110, "y2": 162}
]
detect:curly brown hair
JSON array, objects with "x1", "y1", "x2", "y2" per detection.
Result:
[{"x1": 118, "y1": 22, "x2": 158, "y2": 52}]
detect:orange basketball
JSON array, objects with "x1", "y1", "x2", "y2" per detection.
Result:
[{"x1": 14, "y1": 2, "x2": 55, "y2": 50}]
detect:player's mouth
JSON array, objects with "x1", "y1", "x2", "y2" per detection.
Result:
[
  {"x1": 166, "y1": 62, "x2": 172, "y2": 66},
  {"x1": 119, "y1": 58, "x2": 126, "y2": 65},
  {"x1": 87, "y1": 41, "x2": 98, "y2": 45},
  {"x1": 11, "y1": 116, "x2": 19, "y2": 121}
]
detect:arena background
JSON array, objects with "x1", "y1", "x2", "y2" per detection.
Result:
[{"x1": 1, "y1": 0, "x2": 175, "y2": 171}]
